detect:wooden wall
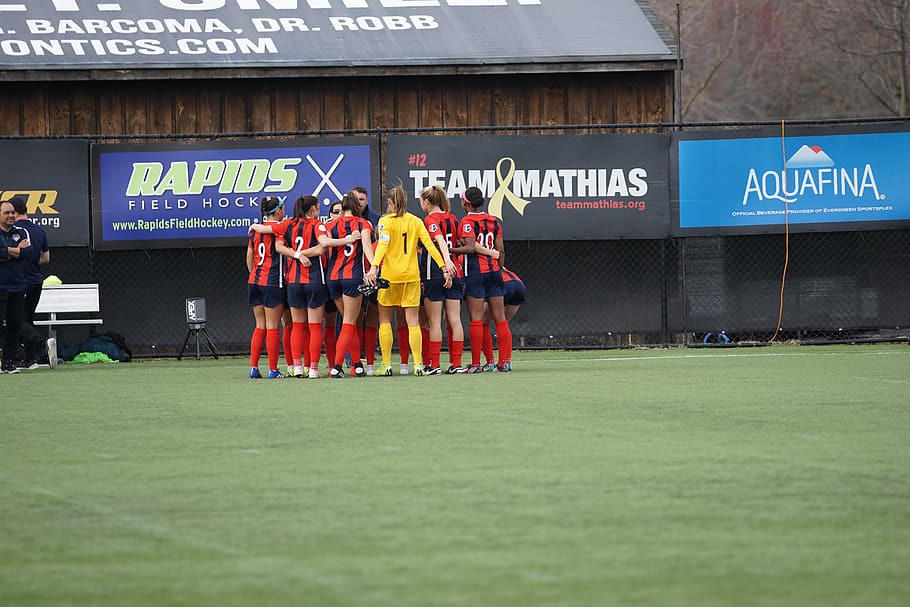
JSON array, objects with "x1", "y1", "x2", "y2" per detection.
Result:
[{"x1": 0, "y1": 71, "x2": 672, "y2": 138}]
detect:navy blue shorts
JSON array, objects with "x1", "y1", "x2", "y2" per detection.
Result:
[
  {"x1": 328, "y1": 278, "x2": 361, "y2": 299},
  {"x1": 463, "y1": 271, "x2": 505, "y2": 300},
  {"x1": 248, "y1": 284, "x2": 285, "y2": 308},
  {"x1": 504, "y1": 280, "x2": 527, "y2": 307},
  {"x1": 288, "y1": 283, "x2": 329, "y2": 309},
  {"x1": 422, "y1": 277, "x2": 464, "y2": 302}
]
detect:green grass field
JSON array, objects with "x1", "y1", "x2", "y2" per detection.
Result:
[{"x1": 2, "y1": 345, "x2": 909, "y2": 607}]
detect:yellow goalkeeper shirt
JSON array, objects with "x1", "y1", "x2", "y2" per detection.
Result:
[{"x1": 373, "y1": 212, "x2": 446, "y2": 283}]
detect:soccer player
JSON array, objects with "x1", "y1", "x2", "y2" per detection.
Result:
[
  {"x1": 250, "y1": 195, "x2": 327, "y2": 378},
  {"x1": 452, "y1": 186, "x2": 513, "y2": 373},
  {"x1": 419, "y1": 184, "x2": 465, "y2": 374},
  {"x1": 319, "y1": 192, "x2": 374, "y2": 378},
  {"x1": 353, "y1": 185, "x2": 381, "y2": 375},
  {"x1": 482, "y1": 267, "x2": 525, "y2": 371},
  {"x1": 364, "y1": 184, "x2": 455, "y2": 376},
  {"x1": 246, "y1": 196, "x2": 286, "y2": 379}
]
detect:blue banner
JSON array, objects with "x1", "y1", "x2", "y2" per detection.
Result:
[
  {"x1": 92, "y1": 139, "x2": 378, "y2": 250},
  {"x1": 675, "y1": 130, "x2": 910, "y2": 234}
]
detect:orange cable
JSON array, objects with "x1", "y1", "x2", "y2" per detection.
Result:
[{"x1": 769, "y1": 120, "x2": 790, "y2": 343}]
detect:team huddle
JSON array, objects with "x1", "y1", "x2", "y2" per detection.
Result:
[{"x1": 246, "y1": 184, "x2": 526, "y2": 379}]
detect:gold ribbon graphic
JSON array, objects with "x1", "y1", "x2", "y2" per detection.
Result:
[{"x1": 488, "y1": 157, "x2": 532, "y2": 219}]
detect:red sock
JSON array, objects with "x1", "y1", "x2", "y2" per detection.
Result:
[
  {"x1": 468, "y1": 320, "x2": 483, "y2": 366},
  {"x1": 421, "y1": 328, "x2": 430, "y2": 365},
  {"x1": 249, "y1": 327, "x2": 265, "y2": 368},
  {"x1": 334, "y1": 323, "x2": 351, "y2": 367},
  {"x1": 398, "y1": 326, "x2": 410, "y2": 364},
  {"x1": 300, "y1": 322, "x2": 310, "y2": 367},
  {"x1": 324, "y1": 325, "x2": 337, "y2": 368},
  {"x1": 449, "y1": 339, "x2": 464, "y2": 368},
  {"x1": 496, "y1": 320, "x2": 512, "y2": 364},
  {"x1": 282, "y1": 324, "x2": 293, "y2": 366},
  {"x1": 308, "y1": 322, "x2": 323, "y2": 369},
  {"x1": 335, "y1": 323, "x2": 361, "y2": 367},
  {"x1": 429, "y1": 340, "x2": 442, "y2": 368},
  {"x1": 291, "y1": 322, "x2": 306, "y2": 366},
  {"x1": 266, "y1": 328, "x2": 281, "y2": 371},
  {"x1": 482, "y1": 323, "x2": 495, "y2": 364},
  {"x1": 363, "y1": 326, "x2": 377, "y2": 365}
]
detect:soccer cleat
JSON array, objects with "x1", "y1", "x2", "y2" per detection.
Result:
[
  {"x1": 352, "y1": 363, "x2": 365, "y2": 378},
  {"x1": 374, "y1": 365, "x2": 393, "y2": 377},
  {"x1": 308, "y1": 368, "x2": 322, "y2": 379},
  {"x1": 46, "y1": 338, "x2": 58, "y2": 369},
  {"x1": 365, "y1": 364, "x2": 375, "y2": 376},
  {"x1": 482, "y1": 362, "x2": 497, "y2": 372},
  {"x1": 446, "y1": 365, "x2": 467, "y2": 374},
  {"x1": 466, "y1": 365, "x2": 485, "y2": 374},
  {"x1": 291, "y1": 365, "x2": 305, "y2": 378},
  {"x1": 495, "y1": 362, "x2": 512, "y2": 373},
  {"x1": 424, "y1": 366, "x2": 442, "y2": 376},
  {"x1": 399, "y1": 364, "x2": 410, "y2": 375},
  {"x1": 414, "y1": 366, "x2": 425, "y2": 377},
  {"x1": 1, "y1": 363, "x2": 20, "y2": 375},
  {"x1": 267, "y1": 369, "x2": 285, "y2": 379},
  {"x1": 330, "y1": 365, "x2": 346, "y2": 379},
  {"x1": 249, "y1": 367, "x2": 263, "y2": 379}
]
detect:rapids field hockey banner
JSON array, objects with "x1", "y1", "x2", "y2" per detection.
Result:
[
  {"x1": 386, "y1": 134, "x2": 671, "y2": 240},
  {"x1": 674, "y1": 128, "x2": 910, "y2": 235},
  {"x1": 92, "y1": 138, "x2": 378, "y2": 250},
  {"x1": 0, "y1": 139, "x2": 90, "y2": 247}
]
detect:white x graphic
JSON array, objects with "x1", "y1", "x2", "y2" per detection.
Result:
[{"x1": 307, "y1": 153, "x2": 345, "y2": 200}]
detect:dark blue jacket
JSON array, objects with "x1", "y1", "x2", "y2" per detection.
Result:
[
  {"x1": 14, "y1": 219, "x2": 48, "y2": 286},
  {"x1": 0, "y1": 225, "x2": 29, "y2": 292}
]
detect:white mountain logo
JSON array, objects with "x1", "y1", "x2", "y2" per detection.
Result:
[{"x1": 787, "y1": 145, "x2": 835, "y2": 168}]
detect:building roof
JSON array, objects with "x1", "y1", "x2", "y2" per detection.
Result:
[{"x1": 0, "y1": 0, "x2": 677, "y2": 80}]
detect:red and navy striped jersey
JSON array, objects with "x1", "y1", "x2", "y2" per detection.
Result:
[
  {"x1": 501, "y1": 267, "x2": 522, "y2": 284},
  {"x1": 248, "y1": 221, "x2": 284, "y2": 287},
  {"x1": 458, "y1": 212, "x2": 503, "y2": 276},
  {"x1": 326, "y1": 215, "x2": 372, "y2": 281},
  {"x1": 422, "y1": 211, "x2": 462, "y2": 279},
  {"x1": 278, "y1": 218, "x2": 328, "y2": 285}
]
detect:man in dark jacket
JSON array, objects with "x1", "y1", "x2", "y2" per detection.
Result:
[
  {"x1": 11, "y1": 196, "x2": 55, "y2": 368},
  {"x1": 0, "y1": 199, "x2": 31, "y2": 373}
]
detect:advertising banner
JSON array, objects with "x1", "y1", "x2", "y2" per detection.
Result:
[
  {"x1": 0, "y1": 139, "x2": 90, "y2": 247},
  {"x1": 0, "y1": 1, "x2": 671, "y2": 72},
  {"x1": 92, "y1": 138, "x2": 378, "y2": 250},
  {"x1": 386, "y1": 134, "x2": 671, "y2": 240},
  {"x1": 674, "y1": 128, "x2": 910, "y2": 235}
]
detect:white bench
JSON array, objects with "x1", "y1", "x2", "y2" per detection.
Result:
[{"x1": 34, "y1": 283, "x2": 104, "y2": 340}]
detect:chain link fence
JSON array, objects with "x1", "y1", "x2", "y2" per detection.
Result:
[
  {"x1": 32, "y1": 119, "x2": 910, "y2": 355},
  {"x1": 45, "y1": 228, "x2": 910, "y2": 357}
]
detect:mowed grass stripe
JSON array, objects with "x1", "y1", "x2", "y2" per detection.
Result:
[{"x1": 2, "y1": 345, "x2": 908, "y2": 606}]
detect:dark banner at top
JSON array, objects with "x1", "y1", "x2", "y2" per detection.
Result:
[
  {"x1": 386, "y1": 134, "x2": 671, "y2": 240},
  {"x1": 0, "y1": 139, "x2": 90, "y2": 247},
  {"x1": 0, "y1": 1, "x2": 672, "y2": 72}
]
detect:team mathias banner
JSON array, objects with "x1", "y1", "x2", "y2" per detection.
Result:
[{"x1": 386, "y1": 134, "x2": 671, "y2": 240}]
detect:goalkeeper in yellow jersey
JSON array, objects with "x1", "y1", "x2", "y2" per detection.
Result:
[{"x1": 364, "y1": 184, "x2": 457, "y2": 376}]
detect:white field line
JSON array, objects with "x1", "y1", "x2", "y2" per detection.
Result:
[{"x1": 519, "y1": 349, "x2": 910, "y2": 364}]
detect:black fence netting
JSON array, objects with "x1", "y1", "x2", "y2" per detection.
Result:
[
  {"x1": 23, "y1": 117, "x2": 910, "y2": 354},
  {"x1": 44, "y1": 228, "x2": 910, "y2": 356}
]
